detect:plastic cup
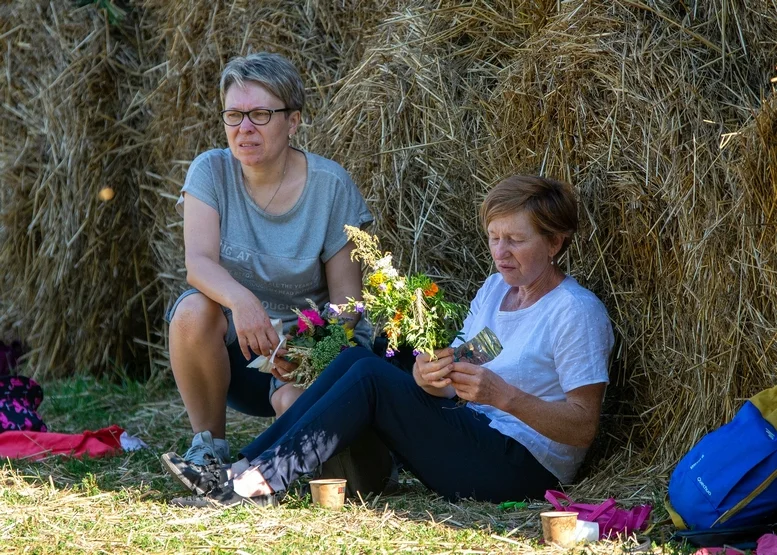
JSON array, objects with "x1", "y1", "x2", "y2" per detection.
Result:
[
  {"x1": 540, "y1": 511, "x2": 579, "y2": 547},
  {"x1": 309, "y1": 478, "x2": 347, "y2": 509}
]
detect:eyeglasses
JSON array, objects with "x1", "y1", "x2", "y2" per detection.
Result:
[{"x1": 220, "y1": 108, "x2": 291, "y2": 126}]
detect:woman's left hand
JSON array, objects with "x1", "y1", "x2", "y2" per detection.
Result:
[
  {"x1": 271, "y1": 346, "x2": 298, "y2": 382},
  {"x1": 448, "y1": 362, "x2": 510, "y2": 407}
]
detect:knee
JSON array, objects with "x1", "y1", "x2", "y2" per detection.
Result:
[
  {"x1": 329, "y1": 346, "x2": 375, "y2": 371},
  {"x1": 348, "y1": 357, "x2": 390, "y2": 383},
  {"x1": 169, "y1": 294, "x2": 226, "y2": 344},
  {"x1": 271, "y1": 384, "x2": 303, "y2": 416}
]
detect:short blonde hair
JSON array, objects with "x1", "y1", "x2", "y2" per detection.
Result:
[
  {"x1": 480, "y1": 175, "x2": 578, "y2": 262},
  {"x1": 220, "y1": 52, "x2": 305, "y2": 112}
]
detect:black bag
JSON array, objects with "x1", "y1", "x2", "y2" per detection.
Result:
[
  {"x1": 319, "y1": 429, "x2": 395, "y2": 498},
  {"x1": 372, "y1": 336, "x2": 416, "y2": 373},
  {"x1": 0, "y1": 375, "x2": 47, "y2": 432}
]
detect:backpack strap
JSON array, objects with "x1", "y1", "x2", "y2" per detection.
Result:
[
  {"x1": 665, "y1": 496, "x2": 688, "y2": 530},
  {"x1": 713, "y1": 466, "x2": 777, "y2": 527}
]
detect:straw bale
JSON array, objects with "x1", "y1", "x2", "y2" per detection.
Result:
[
  {"x1": 489, "y1": 0, "x2": 777, "y2": 466},
  {"x1": 310, "y1": 0, "x2": 557, "y2": 296},
  {"x1": 2, "y1": 0, "x2": 777, "y2": 489},
  {"x1": 0, "y1": 2, "x2": 159, "y2": 376}
]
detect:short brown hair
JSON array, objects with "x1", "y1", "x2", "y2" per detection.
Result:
[
  {"x1": 480, "y1": 175, "x2": 578, "y2": 262},
  {"x1": 220, "y1": 52, "x2": 305, "y2": 112}
]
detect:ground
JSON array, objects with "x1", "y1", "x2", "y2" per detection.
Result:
[{"x1": 0, "y1": 374, "x2": 691, "y2": 554}]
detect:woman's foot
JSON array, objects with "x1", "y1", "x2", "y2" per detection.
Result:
[
  {"x1": 161, "y1": 452, "x2": 230, "y2": 495},
  {"x1": 182, "y1": 430, "x2": 230, "y2": 465},
  {"x1": 170, "y1": 484, "x2": 277, "y2": 509}
]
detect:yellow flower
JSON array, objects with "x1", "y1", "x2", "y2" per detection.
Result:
[
  {"x1": 368, "y1": 272, "x2": 386, "y2": 287},
  {"x1": 345, "y1": 327, "x2": 355, "y2": 340}
]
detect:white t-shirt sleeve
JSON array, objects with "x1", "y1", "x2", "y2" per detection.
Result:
[{"x1": 552, "y1": 296, "x2": 613, "y2": 392}]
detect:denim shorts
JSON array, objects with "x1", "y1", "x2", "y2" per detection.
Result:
[{"x1": 166, "y1": 288, "x2": 285, "y2": 416}]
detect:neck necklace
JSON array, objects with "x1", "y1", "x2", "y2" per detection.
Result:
[{"x1": 261, "y1": 151, "x2": 289, "y2": 211}]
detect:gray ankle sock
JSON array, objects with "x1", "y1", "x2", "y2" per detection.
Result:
[{"x1": 213, "y1": 438, "x2": 230, "y2": 462}]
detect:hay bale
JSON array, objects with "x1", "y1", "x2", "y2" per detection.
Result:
[
  {"x1": 0, "y1": 2, "x2": 158, "y2": 376},
  {"x1": 310, "y1": 0, "x2": 557, "y2": 297},
  {"x1": 491, "y1": 0, "x2": 777, "y2": 466},
  {"x1": 3, "y1": 0, "x2": 777, "y2": 487}
]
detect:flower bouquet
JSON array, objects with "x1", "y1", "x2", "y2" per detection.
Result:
[
  {"x1": 337, "y1": 225, "x2": 469, "y2": 358},
  {"x1": 247, "y1": 300, "x2": 356, "y2": 388}
]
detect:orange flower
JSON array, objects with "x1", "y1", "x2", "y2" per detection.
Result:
[
  {"x1": 392, "y1": 311, "x2": 403, "y2": 322},
  {"x1": 423, "y1": 283, "x2": 439, "y2": 297}
]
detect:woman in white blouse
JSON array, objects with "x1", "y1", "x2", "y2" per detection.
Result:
[{"x1": 162, "y1": 175, "x2": 615, "y2": 508}]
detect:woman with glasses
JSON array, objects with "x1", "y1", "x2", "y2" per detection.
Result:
[{"x1": 165, "y1": 52, "x2": 373, "y2": 468}]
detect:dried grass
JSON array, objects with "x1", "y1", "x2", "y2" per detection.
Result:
[
  {"x1": 489, "y1": 0, "x2": 777, "y2": 466},
  {"x1": 0, "y1": 2, "x2": 158, "y2": 377},
  {"x1": 2, "y1": 0, "x2": 777, "y2": 490},
  {"x1": 310, "y1": 0, "x2": 556, "y2": 294}
]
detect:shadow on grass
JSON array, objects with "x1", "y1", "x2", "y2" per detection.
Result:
[{"x1": 1, "y1": 374, "x2": 692, "y2": 553}]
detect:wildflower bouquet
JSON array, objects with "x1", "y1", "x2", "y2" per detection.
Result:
[
  {"x1": 247, "y1": 300, "x2": 355, "y2": 388},
  {"x1": 338, "y1": 225, "x2": 469, "y2": 358},
  {"x1": 283, "y1": 301, "x2": 356, "y2": 387}
]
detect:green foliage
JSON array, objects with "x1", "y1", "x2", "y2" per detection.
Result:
[
  {"x1": 284, "y1": 302, "x2": 356, "y2": 387},
  {"x1": 341, "y1": 226, "x2": 469, "y2": 357},
  {"x1": 77, "y1": 0, "x2": 127, "y2": 24},
  {"x1": 309, "y1": 325, "x2": 350, "y2": 371}
]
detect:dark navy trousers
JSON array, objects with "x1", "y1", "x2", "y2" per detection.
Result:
[{"x1": 239, "y1": 347, "x2": 559, "y2": 502}]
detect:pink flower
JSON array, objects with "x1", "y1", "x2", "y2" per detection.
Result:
[{"x1": 297, "y1": 309, "x2": 325, "y2": 334}]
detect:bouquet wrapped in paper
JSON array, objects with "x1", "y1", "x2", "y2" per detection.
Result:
[
  {"x1": 338, "y1": 225, "x2": 469, "y2": 358},
  {"x1": 248, "y1": 300, "x2": 356, "y2": 388}
]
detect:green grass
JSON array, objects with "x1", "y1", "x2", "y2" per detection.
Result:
[{"x1": 0, "y1": 374, "x2": 688, "y2": 554}]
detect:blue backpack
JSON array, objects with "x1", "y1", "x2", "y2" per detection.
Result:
[{"x1": 667, "y1": 386, "x2": 777, "y2": 530}]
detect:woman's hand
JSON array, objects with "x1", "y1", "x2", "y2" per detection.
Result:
[
  {"x1": 448, "y1": 361, "x2": 510, "y2": 407},
  {"x1": 271, "y1": 346, "x2": 298, "y2": 382},
  {"x1": 413, "y1": 348, "x2": 455, "y2": 389},
  {"x1": 230, "y1": 294, "x2": 280, "y2": 360}
]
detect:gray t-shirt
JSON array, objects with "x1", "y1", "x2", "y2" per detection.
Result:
[{"x1": 176, "y1": 148, "x2": 373, "y2": 340}]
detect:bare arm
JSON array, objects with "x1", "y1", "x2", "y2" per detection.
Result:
[
  {"x1": 324, "y1": 241, "x2": 363, "y2": 327},
  {"x1": 500, "y1": 382, "x2": 606, "y2": 448},
  {"x1": 183, "y1": 194, "x2": 279, "y2": 359},
  {"x1": 449, "y1": 362, "x2": 606, "y2": 448}
]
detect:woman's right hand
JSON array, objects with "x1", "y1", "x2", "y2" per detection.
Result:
[
  {"x1": 231, "y1": 294, "x2": 280, "y2": 360},
  {"x1": 413, "y1": 347, "x2": 455, "y2": 389}
]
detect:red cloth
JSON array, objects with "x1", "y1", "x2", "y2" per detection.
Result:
[{"x1": 0, "y1": 425, "x2": 123, "y2": 460}]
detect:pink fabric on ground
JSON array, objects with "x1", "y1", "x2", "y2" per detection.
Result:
[
  {"x1": 758, "y1": 533, "x2": 777, "y2": 555},
  {"x1": 0, "y1": 425, "x2": 124, "y2": 460}
]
